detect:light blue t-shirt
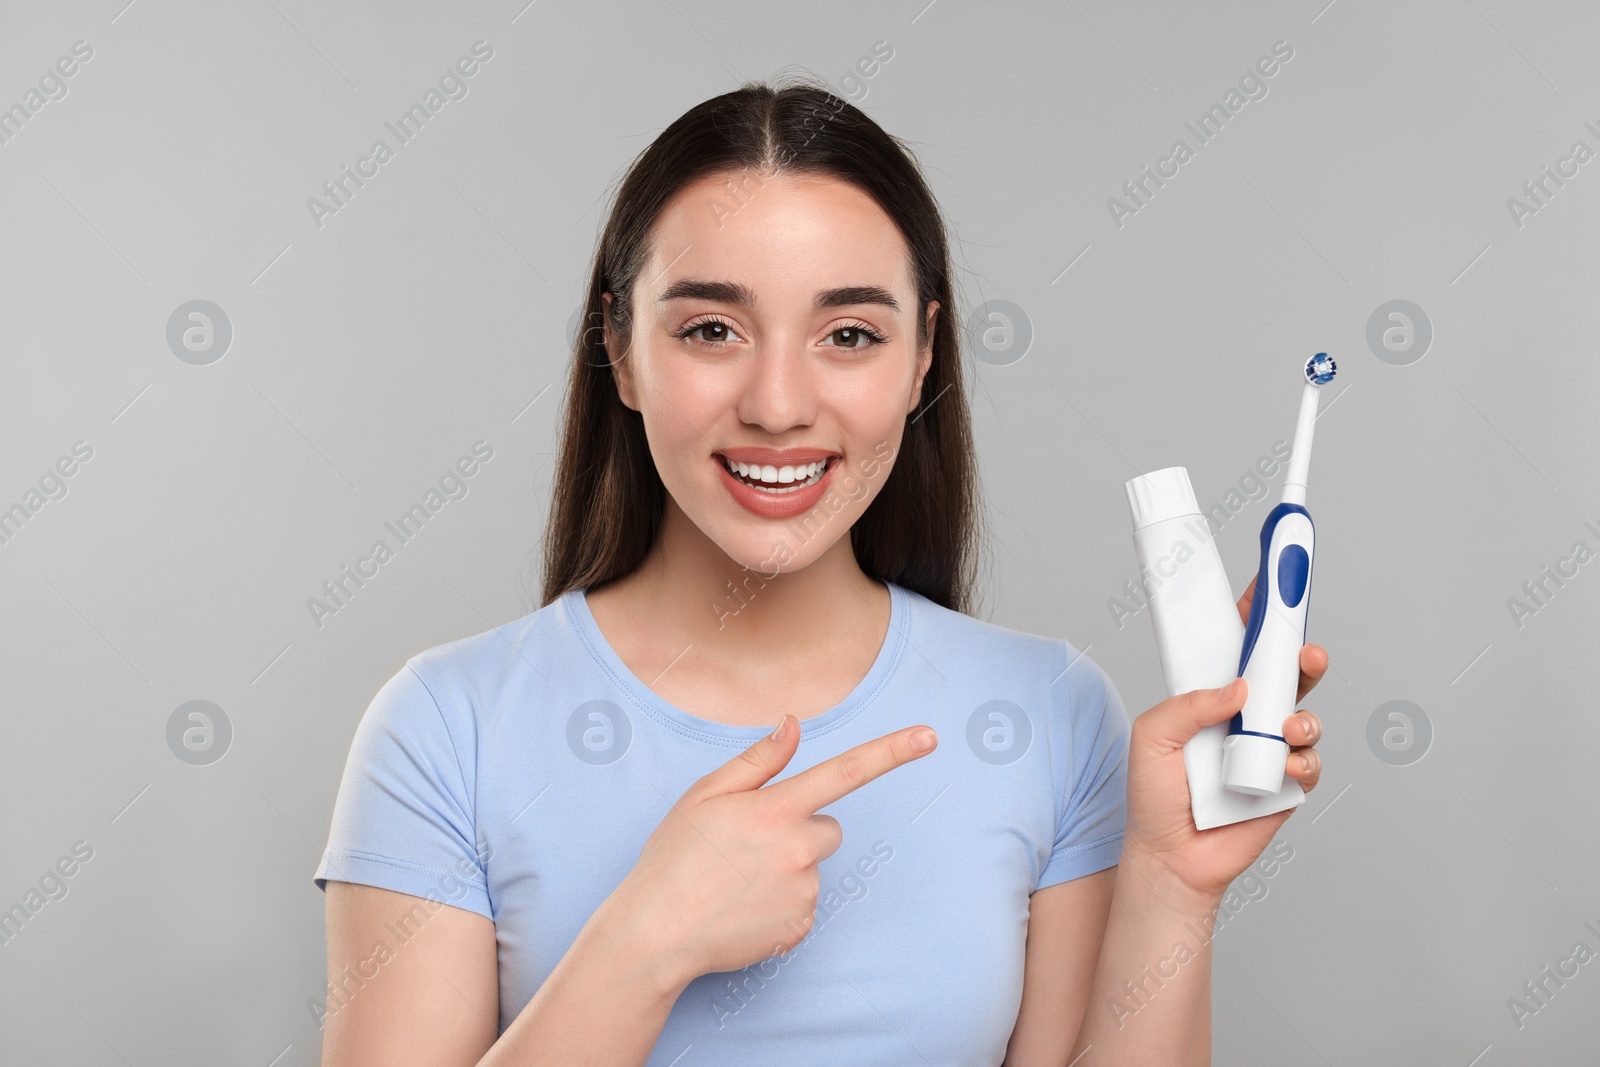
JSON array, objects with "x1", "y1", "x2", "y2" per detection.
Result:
[{"x1": 314, "y1": 579, "x2": 1130, "y2": 1065}]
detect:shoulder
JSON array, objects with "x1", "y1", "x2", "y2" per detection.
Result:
[
  {"x1": 899, "y1": 583, "x2": 1116, "y2": 704},
  {"x1": 368, "y1": 592, "x2": 581, "y2": 734},
  {"x1": 415, "y1": 590, "x2": 572, "y2": 672}
]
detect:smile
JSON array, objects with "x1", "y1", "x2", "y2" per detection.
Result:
[
  {"x1": 712, "y1": 453, "x2": 841, "y2": 519},
  {"x1": 719, "y1": 455, "x2": 832, "y2": 493}
]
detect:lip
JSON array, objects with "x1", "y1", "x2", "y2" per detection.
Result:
[
  {"x1": 714, "y1": 452, "x2": 839, "y2": 519},
  {"x1": 715, "y1": 446, "x2": 840, "y2": 466}
]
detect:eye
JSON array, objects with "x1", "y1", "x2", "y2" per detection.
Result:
[
  {"x1": 826, "y1": 321, "x2": 890, "y2": 350},
  {"x1": 675, "y1": 316, "x2": 744, "y2": 348},
  {"x1": 673, "y1": 317, "x2": 889, "y2": 351}
]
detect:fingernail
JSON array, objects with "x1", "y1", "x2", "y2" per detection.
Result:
[
  {"x1": 910, "y1": 729, "x2": 936, "y2": 752},
  {"x1": 1222, "y1": 677, "x2": 1243, "y2": 701},
  {"x1": 769, "y1": 715, "x2": 788, "y2": 742}
]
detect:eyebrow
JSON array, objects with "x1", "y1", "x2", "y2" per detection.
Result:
[{"x1": 656, "y1": 278, "x2": 900, "y2": 314}]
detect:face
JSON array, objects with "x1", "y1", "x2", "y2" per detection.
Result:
[{"x1": 602, "y1": 169, "x2": 937, "y2": 575}]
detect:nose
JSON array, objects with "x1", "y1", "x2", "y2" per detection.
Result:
[{"x1": 735, "y1": 332, "x2": 818, "y2": 433}]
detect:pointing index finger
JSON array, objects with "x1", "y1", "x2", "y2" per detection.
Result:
[{"x1": 770, "y1": 726, "x2": 937, "y2": 814}]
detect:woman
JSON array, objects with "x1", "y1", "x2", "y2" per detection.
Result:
[{"x1": 314, "y1": 76, "x2": 1327, "y2": 1066}]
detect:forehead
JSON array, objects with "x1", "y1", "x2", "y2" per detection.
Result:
[{"x1": 642, "y1": 170, "x2": 914, "y2": 305}]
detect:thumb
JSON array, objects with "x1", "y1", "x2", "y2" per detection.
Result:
[
  {"x1": 690, "y1": 713, "x2": 800, "y2": 800},
  {"x1": 1142, "y1": 677, "x2": 1248, "y2": 748}
]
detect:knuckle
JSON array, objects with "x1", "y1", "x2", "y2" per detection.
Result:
[
  {"x1": 789, "y1": 840, "x2": 819, "y2": 869},
  {"x1": 834, "y1": 753, "x2": 868, "y2": 789}
]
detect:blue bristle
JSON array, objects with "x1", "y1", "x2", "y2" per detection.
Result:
[{"x1": 1304, "y1": 351, "x2": 1337, "y2": 386}]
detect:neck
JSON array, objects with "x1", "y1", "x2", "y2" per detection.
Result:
[{"x1": 603, "y1": 495, "x2": 890, "y2": 658}]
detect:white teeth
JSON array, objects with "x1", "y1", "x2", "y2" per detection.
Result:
[{"x1": 721, "y1": 456, "x2": 830, "y2": 492}]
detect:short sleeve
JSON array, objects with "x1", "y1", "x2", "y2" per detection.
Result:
[
  {"x1": 1036, "y1": 646, "x2": 1131, "y2": 891},
  {"x1": 313, "y1": 662, "x2": 492, "y2": 920}
]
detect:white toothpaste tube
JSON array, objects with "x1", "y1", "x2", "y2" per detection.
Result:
[{"x1": 1125, "y1": 466, "x2": 1305, "y2": 830}]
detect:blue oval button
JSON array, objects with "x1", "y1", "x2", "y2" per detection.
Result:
[{"x1": 1277, "y1": 544, "x2": 1310, "y2": 607}]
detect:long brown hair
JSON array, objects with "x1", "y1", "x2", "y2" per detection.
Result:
[{"x1": 538, "y1": 75, "x2": 986, "y2": 615}]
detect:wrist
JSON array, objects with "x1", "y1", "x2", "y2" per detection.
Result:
[
  {"x1": 1117, "y1": 844, "x2": 1226, "y2": 920},
  {"x1": 593, "y1": 881, "x2": 700, "y2": 1000}
]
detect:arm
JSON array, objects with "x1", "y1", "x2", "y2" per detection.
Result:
[
  {"x1": 316, "y1": 665, "x2": 699, "y2": 1064},
  {"x1": 1048, "y1": 631, "x2": 1328, "y2": 1065},
  {"x1": 1002, "y1": 855, "x2": 1221, "y2": 1067},
  {"x1": 1063, "y1": 850, "x2": 1222, "y2": 1065},
  {"x1": 321, "y1": 880, "x2": 695, "y2": 1067},
  {"x1": 1007, "y1": 606, "x2": 1328, "y2": 1065},
  {"x1": 1003, "y1": 867, "x2": 1116, "y2": 1066}
]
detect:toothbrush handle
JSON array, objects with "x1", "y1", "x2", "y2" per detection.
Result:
[{"x1": 1232, "y1": 502, "x2": 1315, "y2": 742}]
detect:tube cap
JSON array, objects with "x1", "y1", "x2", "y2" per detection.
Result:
[
  {"x1": 1125, "y1": 467, "x2": 1201, "y2": 530},
  {"x1": 1220, "y1": 733, "x2": 1290, "y2": 796}
]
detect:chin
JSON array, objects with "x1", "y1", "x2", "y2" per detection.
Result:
[
  {"x1": 698, "y1": 520, "x2": 813, "y2": 577},
  {"x1": 727, "y1": 532, "x2": 805, "y2": 576}
]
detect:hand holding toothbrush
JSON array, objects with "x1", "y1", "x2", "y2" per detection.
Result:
[{"x1": 1118, "y1": 575, "x2": 1328, "y2": 908}]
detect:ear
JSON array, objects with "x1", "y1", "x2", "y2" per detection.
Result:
[
  {"x1": 908, "y1": 299, "x2": 938, "y2": 415},
  {"x1": 600, "y1": 293, "x2": 639, "y2": 411}
]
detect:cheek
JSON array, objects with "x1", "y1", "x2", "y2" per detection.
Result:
[
  {"x1": 829, "y1": 373, "x2": 907, "y2": 440},
  {"x1": 638, "y1": 353, "x2": 715, "y2": 432},
  {"x1": 635, "y1": 359, "x2": 731, "y2": 481}
]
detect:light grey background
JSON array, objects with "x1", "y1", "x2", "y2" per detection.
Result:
[{"x1": 3, "y1": 0, "x2": 1597, "y2": 1063}]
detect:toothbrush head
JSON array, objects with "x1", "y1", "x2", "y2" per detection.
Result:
[{"x1": 1304, "y1": 352, "x2": 1337, "y2": 386}]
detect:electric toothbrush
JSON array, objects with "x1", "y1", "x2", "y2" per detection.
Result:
[{"x1": 1221, "y1": 352, "x2": 1337, "y2": 796}]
